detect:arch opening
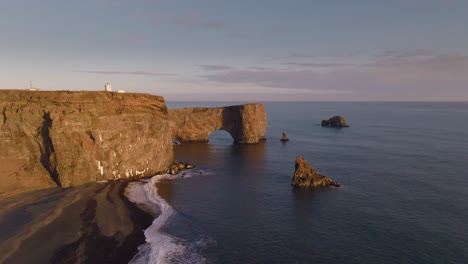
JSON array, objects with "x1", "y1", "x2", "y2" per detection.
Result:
[{"x1": 208, "y1": 129, "x2": 234, "y2": 145}]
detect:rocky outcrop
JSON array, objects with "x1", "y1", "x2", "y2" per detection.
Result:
[
  {"x1": 321, "y1": 116, "x2": 349, "y2": 127},
  {"x1": 0, "y1": 90, "x2": 173, "y2": 197},
  {"x1": 167, "y1": 160, "x2": 196, "y2": 175},
  {"x1": 280, "y1": 132, "x2": 289, "y2": 142},
  {"x1": 168, "y1": 104, "x2": 267, "y2": 144},
  {"x1": 292, "y1": 156, "x2": 340, "y2": 188}
]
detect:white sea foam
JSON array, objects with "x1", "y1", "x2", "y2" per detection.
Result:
[{"x1": 125, "y1": 170, "x2": 212, "y2": 264}]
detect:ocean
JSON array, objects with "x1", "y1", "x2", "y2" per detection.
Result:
[{"x1": 127, "y1": 102, "x2": 468, "y2": 264}]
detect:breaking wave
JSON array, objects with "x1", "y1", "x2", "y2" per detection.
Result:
[{"x1": 125, "y1": 170, "x2": 213, "y2": 264}]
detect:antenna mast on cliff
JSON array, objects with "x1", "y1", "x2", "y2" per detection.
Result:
[{"x1": 28, "y1": 81, "x2": 39, "y2": 91}]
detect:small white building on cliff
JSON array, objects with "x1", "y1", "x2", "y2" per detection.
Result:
[
  {"x1": 104, "y1": 82, "x2": 125, "y2": 93},
  {"x1": 104, "y1": 82, "x2": 112, "y2": 91}
]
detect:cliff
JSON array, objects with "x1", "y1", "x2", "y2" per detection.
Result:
[
  {"x1": 0, "y1": 90, "x2": 173, "y2": 197},
  {"x1": 168, "y1": 104, "x2": 267, "y2": 144}
]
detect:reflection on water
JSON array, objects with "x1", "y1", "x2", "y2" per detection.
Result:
[
  {"x1": 173, "y1": 141, "x2": 267, "y2": 171},
  {"x1": 156, "y1": 179, "x2": 175, "y2": 204},
  {"x1": 159, "y1": 141, "x2": 266, "y2": 206}
]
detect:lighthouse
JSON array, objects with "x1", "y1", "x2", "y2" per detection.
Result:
[{"x1": 104, "y1": 82, "x2": 112, "y2": 92}]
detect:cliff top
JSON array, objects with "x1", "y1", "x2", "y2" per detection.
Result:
[{"x1": 0, "y1": 90, "x2": 165, "y2": 105}]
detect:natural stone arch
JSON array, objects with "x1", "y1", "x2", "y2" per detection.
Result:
[
  {"x1": 208, "y1": 129, "x2": 236, "y2": 144},
  {"x1": 168, "y1": 104, "x2": 267, "y2": 144}
]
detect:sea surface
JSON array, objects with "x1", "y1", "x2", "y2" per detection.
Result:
[{"x1": 128, "y1": 102, "x2": 468, "y2": 264}]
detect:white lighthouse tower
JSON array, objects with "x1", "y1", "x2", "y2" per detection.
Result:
[{"x1": 104, "y1": 82, "x2": 112, "y2": 92}]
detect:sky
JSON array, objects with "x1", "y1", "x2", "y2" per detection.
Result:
[{"x1": 1, "y1": 0, "x2": 467, "y2": 101}]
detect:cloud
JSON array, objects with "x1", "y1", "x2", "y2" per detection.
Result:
[
  {"x1": 374, "y1": 49, "x2": 436, "y2": 59},
  {"x1": 199, "y1": 65, "x2": 233, "y2": 71},
  {"x1": 174, "y1": 16, "x2": 228, "y2": 29},
  {"x1": 287, "y1": 53, "x2": 316, "y2": 59},
  {"x1": 201, "y1": 51, "x2": 468, "y2": 100},
  {"x1": 247, "y1": 66, "x2": 277, "y2": 71},
  {"x1": 368, "y1": 52, "x2": 468, "y2": 70},
  {"x1": 202, "y1": 69, "x2": 334, "y2": 90},
  {"x1": 283, "y1": 62, "x2": 355, "y2": 68},
  {"x1": 77, "y1": 71, "x2": 175, "y2": 76}
]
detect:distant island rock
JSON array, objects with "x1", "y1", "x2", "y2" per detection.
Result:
[
  {"x1": 280, "y1": 132, "x2": 289, "y2": 142},
  {"x1": 292, "y1": 156, "x2": 340, "y2": 188},
  {"x1": 321, "y1": 116, "x2": 349, "y2": 128}
]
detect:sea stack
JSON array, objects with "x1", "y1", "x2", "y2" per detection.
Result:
[
  {"x1": 168, "y1": 104, "x2": 267, "y2": 144},
  {"x1": 292, "y1": 156, "x2": 340, "y2": 188},
  {"x1": 280, "y1": 132, "x2": 289, "y2": 142},
  {"x1": 321, "y1": 116, "x2": 349, "y2": 128}
]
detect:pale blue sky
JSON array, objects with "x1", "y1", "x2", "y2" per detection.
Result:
[{"x1": 1, "y1": 0, "x2": 467, "y2": 101}]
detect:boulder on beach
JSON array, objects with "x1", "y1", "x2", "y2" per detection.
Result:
[
  {"x1": 291, "y1": 156, "x2": 340, "y2": 188},
  {"x1": 185, "y1": 163, "x2": 195, "y2": 169},
  {"x1": 321, "y1": 116, "x2": 349, "y2": 128},
  {"x1": 167, "y1": 160, "x2": 196, "y2": 175},
  {"x1": 280, "y1": 132, "x2": 289, "y2": 142}
]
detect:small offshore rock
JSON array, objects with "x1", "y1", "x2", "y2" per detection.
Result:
[
  {"x1": 167, "y1": 164, "x2": 179, "y2": 175},
  {"x1": 185, "y1": 163, "x2": 195, "y2": 169},
  {"x1": 167, "y1": 160, "x2": 196, "y2": 174},
  {"x1": 176, "y1": 162, "x2": 185, "y2": 170},
  {"x1": 280, "y1": 132, "x2": 290, "y2": 142},
  {"x1": 291, "y1": 156, "x2": 339, "y2": 188},
  {"x1": 321, "y1": 116, "x2": 349, "y2": 128}
]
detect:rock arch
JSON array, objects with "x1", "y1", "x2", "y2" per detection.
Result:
[
  {"x1": 168, "y1": 104, "x2": 267, "y2": 144},
  {"x1": 208, "y1": 129, "x2": 235, "y2": 144}
]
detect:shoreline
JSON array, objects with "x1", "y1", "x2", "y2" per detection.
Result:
[{"x1": 0, "y1": 180, "x2": 154, "y2": 263}]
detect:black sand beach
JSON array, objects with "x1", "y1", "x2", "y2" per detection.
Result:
[{"x1": 0, "y1": 180, "x2": 153, "y2": 264}]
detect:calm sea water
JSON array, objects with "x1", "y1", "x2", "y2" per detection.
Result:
[{"x1": 137, "y1": 102, "x2": 468, "y2": 264}]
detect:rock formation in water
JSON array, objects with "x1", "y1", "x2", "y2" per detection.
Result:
[
  {"x1": 321, "y1": 116, "x2": 349, "y2": 127},
  {"x1": 167, "y1": 160, "x2": 196, "y2": 175},
  {"x1": 168, "y1": 104, "x2": 267, "y2": 144},
  {"x1": 0, "y1": 90, "x2": 173, "y2": 197},
  {"x1": 292, "y1": 156, "x2": 340, "y2": 188},
  {"x1": 280, "y1": 132, "x2": 289, "y2": 142}
]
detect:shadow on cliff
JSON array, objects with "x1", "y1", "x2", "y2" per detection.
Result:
[
  {"x1": 39, "y1": 112, "x2": 61, "y2": 187},
  {"x1": 221, "y1": 106, "x2": 244, "y2": 144}
]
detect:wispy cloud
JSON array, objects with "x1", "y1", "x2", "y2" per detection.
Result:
[
  {"x1": 200, "y1": 50, "x2": 468, "y2": 100},
  {"x1": 77, "y1": 70, "x2": 175, "y2": 76},
  {"x1": 283, "y1": 62, "x2": 355, "y2": 68},
  {"x1": 374, "y1": 49, "x2": 436, "y2": 59},
  {"x1": 174, "y1": 16, "x2": 228, "y2": 29},
  {"x1": 198, "y1": 65, "x2": 233, "y2": 71},
  {"x1": 247, "y1": 66, "x2": 277, "y2": 71},
  {"x1": 287, "y1": 53, "x2": 316, "y2": 59},
  {"x1": 368, "y1": 52, "x2": 468, "y2": 70}
]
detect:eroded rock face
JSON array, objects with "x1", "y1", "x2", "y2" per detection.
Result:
[
  {"x1": 292, "y1": 156, "x2": 340, "y2": 188},
  {"x1": 0, "y1": 90, "x2": 173, "y2": 197},
  {"x1": 168, "y1": 104, "x2": 267, "y2": 144},
  {"x1": 321, "y1": 116, "x2": 349, "y2": 127}
]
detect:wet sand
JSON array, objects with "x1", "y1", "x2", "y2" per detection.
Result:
[{"x1": 0, "y1": 180, "x2": 153, "y2": 264}]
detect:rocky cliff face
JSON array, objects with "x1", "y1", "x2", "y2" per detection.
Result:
[
  {"x1": 0, "y1": 90, "x2": 173, "y2": 197},
  {"x1": 168, "y1": 104, "x2": 267, "y2": 144}
]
